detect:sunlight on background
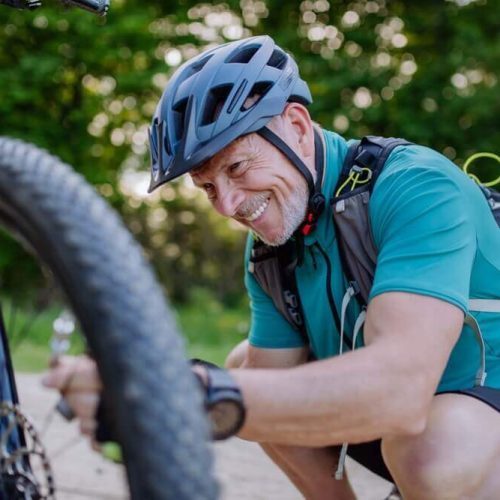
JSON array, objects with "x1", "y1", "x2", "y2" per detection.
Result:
[{"x1": 0, "y1": 0, "x2": 497, "y2": 314}]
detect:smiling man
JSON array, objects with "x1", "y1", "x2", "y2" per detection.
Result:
[
  {"x1": 46, "y1": 35, "x2": 500, "y2": 499},
  {"x1": 190, "y1": 130, "x2": 309, "y2": 246}
]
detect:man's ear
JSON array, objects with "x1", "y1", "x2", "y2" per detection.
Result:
[{"x1": 282, "y1": 102, "x2": 315, "y2": 159}]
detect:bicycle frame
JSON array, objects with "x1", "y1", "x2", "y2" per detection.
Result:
[
  {"x1": 0, "y1": 308, "x2": 31, "y2": 499},
  {"x1": 0, "y1": 0, "x2": 110, "y2": 15}
]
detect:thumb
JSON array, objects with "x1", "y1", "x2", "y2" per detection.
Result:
[{"x1": 41, "y1": 361, "x2": 73, "y2": 390}]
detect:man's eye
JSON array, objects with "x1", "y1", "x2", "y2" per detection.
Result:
[
  {"x1": 203, "y1": 184, "x2": 216, "y2": 197},
  {"x1": 229, "y1": 162, "x2": 245, "y2": 174}
]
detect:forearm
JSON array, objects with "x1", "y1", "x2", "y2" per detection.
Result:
[
  {"x1": 229, "y1": 343, "x2": 356, "y2": 498},
  {"x1": 233, "y1": 342, "x2": 429, "y2": 446}
]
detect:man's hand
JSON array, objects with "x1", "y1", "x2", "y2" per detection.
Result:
[{"x1": 42, "y1": 355, "x2": 102, "y2": 440}]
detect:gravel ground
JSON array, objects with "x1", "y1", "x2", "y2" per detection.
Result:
[{"x1": 16, "y1": 373, "x2": 393, "y2": 499}]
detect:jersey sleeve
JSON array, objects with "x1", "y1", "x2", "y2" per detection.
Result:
[
  {"x1": 369, "y1": 155, "x2": 476, "y2": 312},
  {"x1": 244, "y1": 235, "x2": 307, "y2": 349}
]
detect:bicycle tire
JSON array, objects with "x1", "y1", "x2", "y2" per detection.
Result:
[{"x1": 0, "y1": 136, "x2": 219, "y2": 500}]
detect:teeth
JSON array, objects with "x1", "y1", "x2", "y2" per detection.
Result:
[{"x1": 245, "y1": 198, "x2": 270, "y2": 222}]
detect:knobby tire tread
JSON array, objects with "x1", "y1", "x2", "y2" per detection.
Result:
[{"x1": 0, "y1": 137, "x2": 218, "y2": 500}]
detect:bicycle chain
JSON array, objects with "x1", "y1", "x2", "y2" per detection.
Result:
[{"x1": 0, "y1": 401, "x2": 55, "y2": 499}]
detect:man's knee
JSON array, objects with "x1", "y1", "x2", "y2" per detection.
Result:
[
  {"x1": 381, "y1": 394, "x2": 500, "y2": 499},
  {"x1": 381, "y1": 431, "x2": 476, "y2": 498},
  {"x1": 224, "y1": 339, "x2": 249, "y2": 369}
]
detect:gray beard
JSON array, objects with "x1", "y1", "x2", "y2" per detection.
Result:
[{"x1": 258, "y1": 182, "x2": 309, "y2": 247}]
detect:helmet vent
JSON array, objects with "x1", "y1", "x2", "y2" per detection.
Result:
[
  {"x1": 242, "y1": 82, "x2": 273, "y2": 110},
  {"x1": 225, "y1": 46, "x2": 259, "y2": 64},
  {"x1": 201, "y1": 84, "x2": 233, "y2": 125},
  {"x1": 189, "y1": 54, "x2": 213, "y2": 76},
  {"x1": 173, "y1": 96, "x2": 188, "y2": 112},
  {"x1": 172, "y1": 98, "x2": 188, "y2": 138},
  {"x1": 267, "y1": 49, "x2": 287, "y2": 69}
]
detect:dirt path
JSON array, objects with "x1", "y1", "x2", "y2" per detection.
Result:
[{"x1": 17, "y1": 373, "x2": 393, "y2": 499}]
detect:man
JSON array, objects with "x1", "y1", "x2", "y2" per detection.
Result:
[{"x1": 45, "y1": 36, "x2": 500, "y2": 499}]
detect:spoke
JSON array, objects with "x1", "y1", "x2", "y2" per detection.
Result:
[
  {"x1": 5, "y1": 445, "x2": 48, "y2": 468},
  {"x1": 4, "y1": 446, "x2": 31, "y2": 467}
]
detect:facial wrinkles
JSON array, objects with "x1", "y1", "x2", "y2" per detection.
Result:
[
  {"x1": 194, "y1": 135, "x2": 256, "y2": 184},
  {"x1": 194, "y1": 131, "x2": 310, "y2": 245},
  {"x1": 236, "y1": 192, "x2": 269, "y2": 218},
  {"x1": 261, "y1": 178, "x2": 308, "y2": 247},
  {"x1": 226, "y1": 138, "x2": 272, "y2": 218},
  {"x1": 233, "y1": 136, "x2": 309, "y2": 245}
]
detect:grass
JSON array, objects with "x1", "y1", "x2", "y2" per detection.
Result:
[
  {"x1": 178, "y1": 302, "x2": 249, "y2": 366},
  {"x1": 3, "y1": 294, "x2": 249, "y2": 372},
  {"x1": 11, "y1": 343, "x2": 52, "y2": 372}
]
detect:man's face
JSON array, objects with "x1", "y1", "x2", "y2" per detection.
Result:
[{"x1": 190, "y1": 133, "x2": 309, "y2": 246}]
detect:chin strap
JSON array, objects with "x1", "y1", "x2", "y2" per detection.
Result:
[{"x1": 256, "y1": 127, "x2": 325, "y2": 236}]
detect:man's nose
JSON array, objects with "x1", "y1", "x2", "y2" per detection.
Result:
[{"x1": 213, "y1": 186, "x2": 244, "y2": 218}]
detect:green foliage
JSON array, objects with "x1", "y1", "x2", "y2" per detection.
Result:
[
  {"x1": 9, "y1": 294, "x2": 247, "y2": 371},
  {"x1": 2, "y1": 296, "x2": 86, "y2": 371},
  {"x1": 0, "y1": 0, "x2": 498, "y2": 308},
  {"x1": 256, "y1": 0, "x2": 500, "y2": 162},
  {"x1": 177, "y1": 290, "x2": 249, "y2": 364}
]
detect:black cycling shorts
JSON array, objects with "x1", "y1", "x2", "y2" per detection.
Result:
[{"x1": 346, "y1": 386, "x2": 500, "y2": 483}]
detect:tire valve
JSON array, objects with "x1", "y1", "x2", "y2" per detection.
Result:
[{"x1": 50, "y1": 311, "x2": 75, "y2": 365}]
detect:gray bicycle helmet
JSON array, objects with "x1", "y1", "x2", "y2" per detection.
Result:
[{"x1": 148, "y1": 35, "x2": 312, "y2": 192}]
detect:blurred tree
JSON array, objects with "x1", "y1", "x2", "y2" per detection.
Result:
[{"x1": 0, "y1": 0, "x2": 498, "y2": 304}]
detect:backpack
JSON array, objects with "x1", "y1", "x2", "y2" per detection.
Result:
[
  {"x1": 332, "y1": 137, "x2": 500, "y2": 306},
  {"x1": 249, "y1": 136, "x2": 500, "y2": 384}
]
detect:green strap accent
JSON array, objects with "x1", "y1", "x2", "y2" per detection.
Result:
[
  {"x1": 335, "y1": 167, "x2": 373, "y2": 197},
  {"x1": 463, "y1": 152, "x2": 500, "y2": 187}
]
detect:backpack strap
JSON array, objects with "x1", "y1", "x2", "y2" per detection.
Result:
[
  {"x1": 463, "y1": 314, "x2": 487, "y2": 386},
  {"x1": 479, "y1": 185, "x2": 500, "y2": 227},
  {"x1": 249, "y1": 239, "x2": 309, "y2": 344},
  {"x1": 332, "y1": 136, "x2": 412, "y2": 305}
]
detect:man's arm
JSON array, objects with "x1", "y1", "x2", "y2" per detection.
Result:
[
  {"x1": 241, "y1": 342, "x2": 309, "y2": 369},
  {"x1": 232, "y1": 291, "x2": 462, "y2": 446},
  {"x1": 231, "y1": 341, "x2": 356, "y2": 499}
]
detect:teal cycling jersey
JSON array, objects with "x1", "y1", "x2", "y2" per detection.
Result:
[{"x1": 245, "y1": 129, "x2": 500, "y2": 392}]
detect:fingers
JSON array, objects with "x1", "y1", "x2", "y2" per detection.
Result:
[
  {"x1": 79, "y1": 415, "x2": 98, "y2": 437},
  {"x1": 65, "y1": 391, "x2": 100, "y2": 420},
  {"x1": 42, "y1": 355, "x2": 102, "y2": 442},
  {"x1": 42, "y1": 355, "x2": 102, "y2": 393}
]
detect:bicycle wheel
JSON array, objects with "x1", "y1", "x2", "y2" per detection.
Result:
[{"x1": 0, "y1": 137, "x2": 219, "y2": 499}]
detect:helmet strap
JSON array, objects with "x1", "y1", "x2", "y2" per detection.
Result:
[{"x1": 257, "y1": 126, "x2": 325, "y2": 236}]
